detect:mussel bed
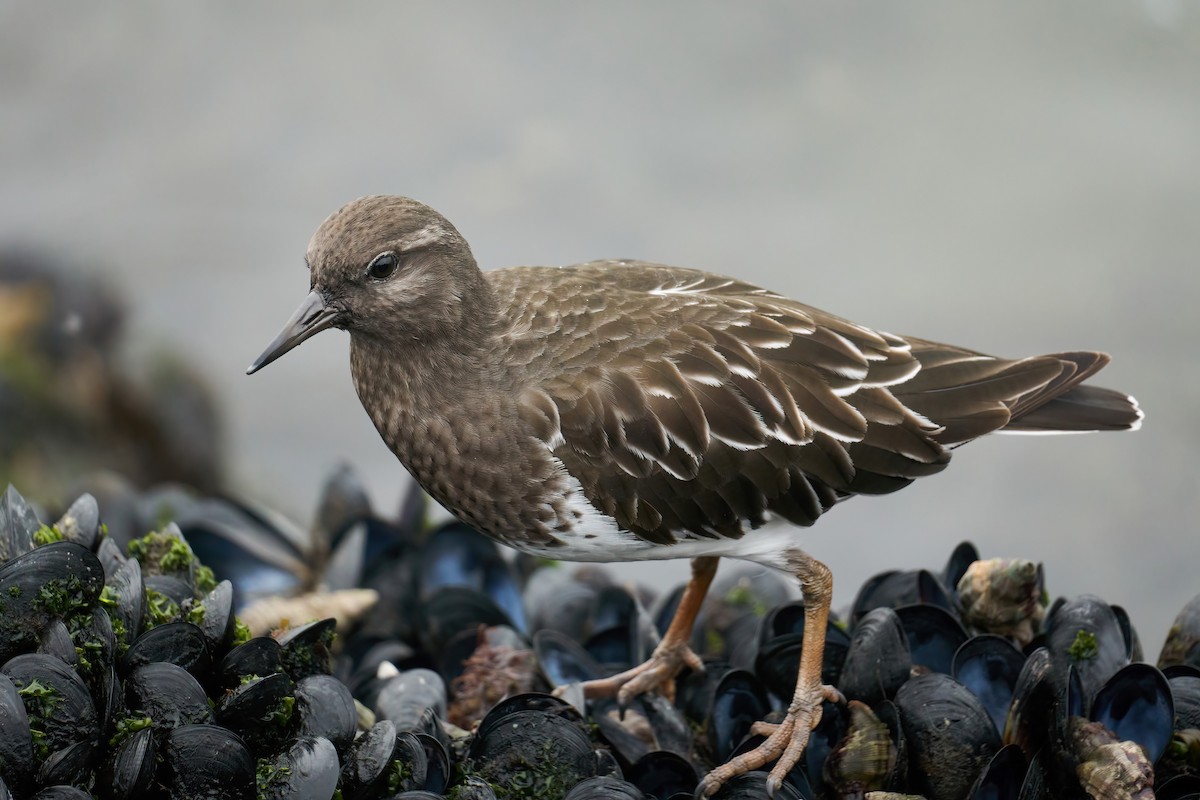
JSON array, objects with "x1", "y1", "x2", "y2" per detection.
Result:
[{"x1": 0, "y1": 473, "x2": 1198, "y2": 800}]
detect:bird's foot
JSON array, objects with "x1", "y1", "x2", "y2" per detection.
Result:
[
  {"x1": 695, "y1": 683, "x2": 845, "y2": 798},
  {"x1": 561, "y1": 637, "x2": 704, "y2": 706}
]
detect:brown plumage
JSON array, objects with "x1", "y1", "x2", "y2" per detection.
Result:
[{"x1": 248, "y1": 195, "x2": 1142, "y2": 795}]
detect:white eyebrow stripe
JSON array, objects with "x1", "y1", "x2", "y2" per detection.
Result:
[{"x1": 397, "y1": 223, "x2": 450, "y2": 252}]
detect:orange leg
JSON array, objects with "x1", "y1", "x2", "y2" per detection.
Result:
[
  {"x1": 697, "y1": 550, "x2": 844, "y2": 797},
  {"x1": 572, "y1": 556, "x2": 718, "y2": 705}
]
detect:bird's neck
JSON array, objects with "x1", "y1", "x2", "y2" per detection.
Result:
[{"x1": 349, "y1": 321, "x2": 501, "y2": 412}]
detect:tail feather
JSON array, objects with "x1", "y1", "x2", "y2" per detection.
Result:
[
  {"x1": 1003, "y1": 384, "x2": 1144, "y2": 433},
  {"x1": 1006, "y1": 351, "x2": 1107, "y2": 420},
  {"x1": 894, "y1": 340, "x2": 1142, "y2": 443}
]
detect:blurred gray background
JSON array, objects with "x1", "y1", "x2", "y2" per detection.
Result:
[{"x1": 2, "y1": 2, "x2": 1197, "y2": 649}]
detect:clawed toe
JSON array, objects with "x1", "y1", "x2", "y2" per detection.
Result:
[
  {"x1": 697, "y1": 681, "x2": 833, "y2": 797},
  {"x1": 821, "y1": 684, "x2": 846, "y2": 704},
  {"x1": 574, "y1": 641, "x2": 702, "y2": 706},
  {"x1": 574, "y1": 561, "x2": 712, "y2": 707}
]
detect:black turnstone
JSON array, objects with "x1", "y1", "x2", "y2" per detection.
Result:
[{"x1": 247, "y1": 195, "x2": 1143, "y2": 795}]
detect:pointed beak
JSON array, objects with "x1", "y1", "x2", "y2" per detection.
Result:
[{"x1": 246, "y1": 290, "x2": 340, "y2": 375}]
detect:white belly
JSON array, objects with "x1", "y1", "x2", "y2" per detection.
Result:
[{"x1": 518, "y1": 473, "x2": 802, "y2": 573}]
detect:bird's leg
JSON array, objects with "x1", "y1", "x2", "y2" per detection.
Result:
[
  {"x1": 571, "y1": 556, "x2": 718, "y2": 705},
  {"x1": 697, "y1": 550, "x2": 844, "y2": 798}
]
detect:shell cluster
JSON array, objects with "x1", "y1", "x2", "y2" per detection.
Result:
[{"x1": 1, "y1": 471, "x2": 1199, "y2": 800}]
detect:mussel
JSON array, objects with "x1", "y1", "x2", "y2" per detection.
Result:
[{"x1": 896, "y1": 672, "x2": 1000, "y2": 800}]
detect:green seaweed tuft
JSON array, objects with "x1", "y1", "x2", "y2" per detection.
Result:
[
  {"x1": 1068, "y1": 629, "x2": 1099, "y2": 661},
  {"x1": 34, "y1": 574, "x2": 90, "y2": 617},
  {"x1": 256, "y1": 756, "x2": 292, "y2": 794},
  {"x1": 232, "y1": 617, "x2": 252, "y2": 645},
  {"x1": 32, "y1": 523, "x2": 62, "y2": 546},
  {"x1": 108, "y1": 713, "x2": 153, "y2": 747},
  {"x1": 16, "y1": 677, "x2": 62, "y2": 760},
  {"x1": 144, "y1": 587, "x2": 181, "y2": 629}
]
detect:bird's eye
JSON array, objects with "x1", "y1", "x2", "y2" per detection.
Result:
[{"x1": 367, "y1": 252, "x2": 398, "y2": 280}]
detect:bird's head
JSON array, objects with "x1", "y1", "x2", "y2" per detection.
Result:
[{"x1": 247, "y1": 195, "x2": 482, "y2": 374}]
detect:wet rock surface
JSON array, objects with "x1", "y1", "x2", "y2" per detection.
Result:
[{"x1": 0, "y1": 471, "x2": 1197, "y2": 800}]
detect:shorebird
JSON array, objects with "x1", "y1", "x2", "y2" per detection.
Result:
[{"x1": 248, "y1": 195, "x2": 1142, "y2": 795}]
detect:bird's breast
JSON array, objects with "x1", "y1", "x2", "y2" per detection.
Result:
[{"x1": 349, "y1": 359, "x2": 587, "y2": 551}]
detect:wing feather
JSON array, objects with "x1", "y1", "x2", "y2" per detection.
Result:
[{"x1": 502, "y1": 261, "x2": 1124, "y2": 545}]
